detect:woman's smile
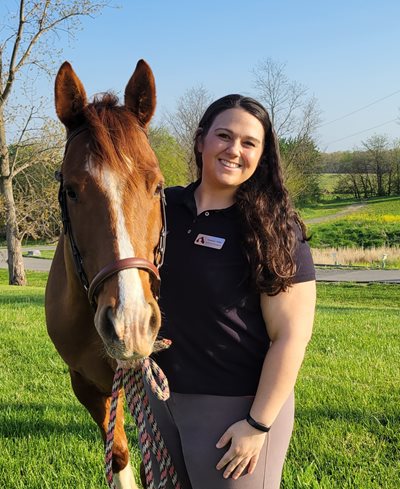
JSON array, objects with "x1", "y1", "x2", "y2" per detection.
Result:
[{"x1": 219, "y1": 159, "x2": 242, "y2": 169}]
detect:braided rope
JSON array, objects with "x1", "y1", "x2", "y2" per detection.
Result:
[{"x1": 105, "y1": 349, "x2": 181, "y2": 489}]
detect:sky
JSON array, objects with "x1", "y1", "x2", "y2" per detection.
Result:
[{"x1": 2, "y1": 0, "x2": 400, "y2": 153}]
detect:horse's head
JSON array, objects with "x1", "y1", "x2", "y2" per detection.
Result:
[{"x1": 55, "y1": 60, "x2": 165, "y2": 360}]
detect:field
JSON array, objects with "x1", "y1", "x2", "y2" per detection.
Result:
[
  {"x1": 1, "y1": 271, "x2": 399, "y2": 488},
  {"x1": 299, "y1": 196, "x2": 400, "y2": 253}
]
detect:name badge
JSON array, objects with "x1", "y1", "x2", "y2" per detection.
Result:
[{"x1": 194, "y1": 234, "x2": 225, "y2": 250}]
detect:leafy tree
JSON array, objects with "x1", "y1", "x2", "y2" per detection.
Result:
[
  {"x1": 280, "y1": 137, "x2": 321, "y2": 204},
  {"x1": 149, "y1": 125, "x2": 189, "y2": 187}
]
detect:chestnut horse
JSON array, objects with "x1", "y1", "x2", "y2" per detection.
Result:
[{"x1": 46, "y1": 60, "x2": 165, "y2": 489}]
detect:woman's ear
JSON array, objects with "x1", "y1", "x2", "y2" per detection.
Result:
[{"x1": 195, "y1": 128, "x2": 203, "y2": 152}]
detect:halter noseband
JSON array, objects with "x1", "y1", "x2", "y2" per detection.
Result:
[{"x1": 56, "y1": 125, "x2": 167, "y2": 308}]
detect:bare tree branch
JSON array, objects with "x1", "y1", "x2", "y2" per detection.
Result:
[
  {"x1": 9, "y1": 105, "x2": 34, "y2": 176},
  {"x1": 1, "y1": 0, "x2": 25, "y2": 105}
]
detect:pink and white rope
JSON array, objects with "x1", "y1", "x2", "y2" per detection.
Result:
[{"x1": 105, "y1": 350, "x2": 181, "y2": 489}]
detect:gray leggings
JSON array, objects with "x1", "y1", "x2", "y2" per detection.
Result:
[{"x1": 146, "y1": 390, "x2": 294, "y2": 489}]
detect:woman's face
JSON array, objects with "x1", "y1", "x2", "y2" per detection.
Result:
[{"x1": 197, "y1": 108, "x2": 265, "y2": 192}]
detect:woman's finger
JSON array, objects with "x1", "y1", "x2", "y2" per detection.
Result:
[
  {"x1": 216, "y1": 429, "x2": 232, "y2": 449},
  {"x1": 216, "y1": 450, "x2": 235, "y2": 471},
  {"x1": 247, "y1": 454, "x2": 259, "y2": 474},
  {"x1": 223, "y1": 457, "x2": 243, "y2": 479},
  {"x1": 231, "y1": 458, "x2": 251, "y2": 480}
]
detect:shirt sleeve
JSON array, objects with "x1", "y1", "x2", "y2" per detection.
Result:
[{"x1": 292, "y1": 224, "x2": 316, "y2": 283}]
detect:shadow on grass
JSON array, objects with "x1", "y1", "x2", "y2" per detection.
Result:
[
  {"x1": 0, "y1": 293, "x2": 44, "y2": 306},
  {"x1": 0, "y1": 402, "x2": 99, "y2": 440},
  {"x1": 317, "y1": 303, "x2": 396, "y2": 314}
]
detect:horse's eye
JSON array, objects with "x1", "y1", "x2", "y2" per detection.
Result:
[
  {"x1": 66, "y1": 188, "x2": 78, "y2": 201},
  {"x1": 154, "y1": 182, "x2": 163, "y2": 196}
]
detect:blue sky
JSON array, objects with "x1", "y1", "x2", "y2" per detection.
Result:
[{"x1": 4, "y1": 0, "x2": 400, "y2": 152}]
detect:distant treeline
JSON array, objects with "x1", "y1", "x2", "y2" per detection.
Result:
[{"x1": 319, "y1": 135, "x2": 400, "y2": 199}]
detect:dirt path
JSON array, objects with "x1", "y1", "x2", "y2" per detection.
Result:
[{"x1": 305, "y1": 203, "x2": 366, "y2": 224}]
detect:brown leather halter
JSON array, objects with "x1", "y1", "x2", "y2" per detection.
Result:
[{"x1": 56, "y1": 125, "x2": 167, "y2": 309}]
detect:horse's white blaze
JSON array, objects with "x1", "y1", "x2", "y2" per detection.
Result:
[
  {"x1": 113, "y1": 460, "x2": 138, "y2": 489},
  {"x1": 89, "y1": 159, "x2": 151, "y2": 349}
]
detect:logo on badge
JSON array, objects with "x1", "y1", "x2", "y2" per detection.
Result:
[{"x1": 194, "y1": 234, "x2": 225, "y2": 250}]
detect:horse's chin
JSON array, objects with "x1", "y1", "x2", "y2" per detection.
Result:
[{"x1": 104, "y1": 343, "x2": 154, "y2": 362}]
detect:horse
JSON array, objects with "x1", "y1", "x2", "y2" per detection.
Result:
[{"x1": 45, "y1": 59, "x2": 166, "y2": 489}]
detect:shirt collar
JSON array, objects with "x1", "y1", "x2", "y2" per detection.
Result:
[{"x1": 181, "y1": 179, "x2": 237, "y2": 217}]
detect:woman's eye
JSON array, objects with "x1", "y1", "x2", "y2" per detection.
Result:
[
  {"x1": 244, "y1": 141, "x2": 255, "y2": 147},
  {"x1": 218, "y1": 133, "x2": 230, "y2": 140}
]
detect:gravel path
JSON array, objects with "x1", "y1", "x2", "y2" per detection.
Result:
[{"x1": 305, "y1": 203, "x2": 366, "y2": 224}]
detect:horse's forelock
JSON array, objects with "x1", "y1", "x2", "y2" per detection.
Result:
[{"x1": 83, "y1": 92, "x2": 156, "y2": 180}]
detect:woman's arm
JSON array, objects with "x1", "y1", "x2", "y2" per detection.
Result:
[
  {"x1": 216, "y1": 280, "x2": 316, "y2": 479},
  {"x1": 251, "y1": 279, "x2": 316, "y2": 425}
]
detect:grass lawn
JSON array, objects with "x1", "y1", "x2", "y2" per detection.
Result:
[{"x1": 1, "y1": 271, "x2": 399, "y2": 488}]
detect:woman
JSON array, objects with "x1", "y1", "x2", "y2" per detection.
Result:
[{"x1": 151, "y1": 94, "x2": 316, "y2": 489}]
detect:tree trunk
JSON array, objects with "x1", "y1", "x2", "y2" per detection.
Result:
[{"x1": 0, "y1": 106, "x2": 26, "y2": 285}]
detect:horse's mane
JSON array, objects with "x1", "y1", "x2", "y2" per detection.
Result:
[{"x1": 83, "y1": 93, "x2": 157, "y2": 178}]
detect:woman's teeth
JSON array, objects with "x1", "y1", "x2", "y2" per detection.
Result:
[{"x1": 220, "y1": 159, "x2": 241, "y2": 169}]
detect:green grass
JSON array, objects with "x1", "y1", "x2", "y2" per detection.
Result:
[
  {"x1": 0, "y1": 270, "x2": 141, "y2": 488},
  {"x1": 299, "y1": 194, "x2": 400, "y2": 222},
  {"x1": 318, "y1": 174, "x2": 342, "y2": 194},
  {"x1": 1, "y1": 272, "x2": 399, "y2": 488},
  {"x1": 305, "y1": 197, "x2": 400, "y2": 248},
  {"x1": 298, "y1": 199, "x2": 359, "y2": 221},
  {"x1": 283, "y1": 283, "x2": 400, "y2": 488}
]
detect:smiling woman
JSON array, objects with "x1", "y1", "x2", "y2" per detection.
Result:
[
  {"x1": 150, "y1": 94, "x2": 316, "y2": 489},
  {"x1": 195, "y1": 108, "x2": 265, "y2": 205}
]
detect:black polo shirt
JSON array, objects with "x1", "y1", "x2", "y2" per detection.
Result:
[{"x1": 154, "y1": 181, "x2": 315, "y2": 396}]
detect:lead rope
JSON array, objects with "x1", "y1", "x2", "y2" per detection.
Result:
[{"x1": 105, "y1": 345, "x2": 181, "y2": 489}]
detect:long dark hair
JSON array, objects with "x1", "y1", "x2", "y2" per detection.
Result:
[{"x1": 194, "y1": 94, "x2": 306, "y2": 295}]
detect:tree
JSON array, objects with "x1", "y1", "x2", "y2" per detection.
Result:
[
  {"x1": 334, "y1": 151, "x2": 373, "y2": 199},
  {"x1": 391, "y1": 139, "x2": 400, "y2": 195},
  {"x1": 252, "y1": 58, "x2": 322, "y2": 203},
  {"x1": 280, "y1": 136, "x2": 321, "y2": 203},
  {"x1": 149, "y1": 125, "x2": 189, "y2": 187},
  {"x1": 331, "y1": 138, "x2": 400, "y2": 199},
  {"x1": 253, "y1": 58, "x2": 321, "y2": 140},
  {"x1": 0, "y1": 0, "x2": 109, "y2": 285},
  {"x1": 362, "y1": 134, "x2": 391, "y2": 197},
  {"x1": 165, "y1": 85, "x2": 213, "y2": 180},
  {"x1": 5, "y1": 120, "x2": 64, "y2": 242}
]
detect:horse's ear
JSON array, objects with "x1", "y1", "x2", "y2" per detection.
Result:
[
  {"x1": 55, "y1": 61, "x2": 87, "y2": 129},
  {"x1": 124, "y1": 60, "x2": 156, "y2": 128}
]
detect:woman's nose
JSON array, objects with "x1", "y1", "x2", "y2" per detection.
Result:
[{"x1": 225, "y1": 138, "x2": 241, "y2": 156}]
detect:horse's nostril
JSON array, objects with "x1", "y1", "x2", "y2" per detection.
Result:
[
  {"x1": 103, "y1": 306, "x2": 120, "y2": 342},
  {"x1": 149, "y1": 302, "x2": 161, "y2": 334}
]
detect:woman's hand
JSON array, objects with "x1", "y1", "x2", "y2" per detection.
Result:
[{"x1": 215, "y1": 419, "x2": 266, "y2": 479}]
